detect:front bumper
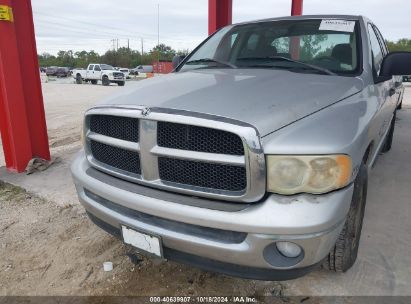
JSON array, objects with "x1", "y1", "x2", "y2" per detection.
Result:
[
  {"x1": 108, "y1": 75, "x2": 124, "y2": 81},
  {"x1": 71, "y1": 151, "x2": 354, "y2": 280}
]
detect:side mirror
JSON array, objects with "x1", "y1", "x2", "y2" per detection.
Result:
[
  {"x1": 172, "y1": 55, "x2": 186, "y2": 69},
  {"x1": 380, "y1": 52, "x2": 411, "y2": 77}
]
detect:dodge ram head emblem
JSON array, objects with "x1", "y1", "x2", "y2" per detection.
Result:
[{"x1": 141, "y1": 107, "x2": 151, "y2": 116}]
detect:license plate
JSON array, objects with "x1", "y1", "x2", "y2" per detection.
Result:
[{"x1": 121, "y1": 226, "x2": 163, "y2": 257}]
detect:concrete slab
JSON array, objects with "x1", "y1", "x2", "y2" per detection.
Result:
[{"x1": 0, "y1": 143, "x2": 80, "y2": 207}]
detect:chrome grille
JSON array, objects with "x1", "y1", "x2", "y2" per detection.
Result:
[
  {"x1": 158, "y1": 157, "x2": 247, "y2": 191},
  {"x1": 84, "y1": 105, "x2": 266, "y2": 203}
]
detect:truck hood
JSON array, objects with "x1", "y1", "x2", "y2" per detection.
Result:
[{"x1": 98, "y1": 69, "x2": 364, "y2": 136}]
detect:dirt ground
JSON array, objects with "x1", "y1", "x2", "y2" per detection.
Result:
[
  {"x1": 0, "y1": 81, "x2": 411, "y2": 298},
  {"x1": 0, "y1": 181, "x2": 285, "y2": 298}
]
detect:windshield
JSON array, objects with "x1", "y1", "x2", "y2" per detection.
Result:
[
  {"x1": 179, "y1": 19, "x2": 360, "y2": 75},
  {"x1": 100, "y1": 64, "x2": 114, "y2": 70}
]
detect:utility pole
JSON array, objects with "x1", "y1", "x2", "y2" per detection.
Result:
[
  {"x1": 116, "y1": 38, "x2": 119, "y2": 51},
  {"x1": 140, "y1": 38, "x2": 144, "y2": 65},
  {"x1": 111, "y1": 39, "x2": 116, "y2": 50},
  {"x1": 127, "y1": 38, "x2": 130, "y2": 50},
  {"x1": 157, "y1": 4, "x2": 160, "y2": 47},
  {"x1": 157, "y1": 3, "x2": 160, "y2": 65}
]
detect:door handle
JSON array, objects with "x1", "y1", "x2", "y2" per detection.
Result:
[{"x1": 389, "y1": 88, "x2": 396, "y2": 96}]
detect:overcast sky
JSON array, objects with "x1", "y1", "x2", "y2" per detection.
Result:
[{"x1": 32, "y1": 0, "x2": 411, "y2": 55}]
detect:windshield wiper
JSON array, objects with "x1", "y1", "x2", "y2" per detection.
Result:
[
  {"x1": 185, "y1": 58, "x2": 237, "y2": 69},
  {"x1": 237, "y1": 56, "x2": 336, "y2": 75}
]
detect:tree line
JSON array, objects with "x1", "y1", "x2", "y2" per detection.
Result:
[
  {"x1": 385, "y1": 39, "x2": 411, "y2": 52},
  {"x1": 38, "y1": 44, "x2": 189, "y2": 68},
  {"x1": 38, "y1": 39, "x2": 411, "y2": 69}
]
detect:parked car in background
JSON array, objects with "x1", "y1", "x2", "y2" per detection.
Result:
[
  {"x1": 72, "y1": 64, "x2": 125, "y2": 86},
  {"x1": 40, "y1": 67, "x2": 46, "y2": 73},
  {"x1": 45, "y1": 66, "x2": 58, "y2": 76},
  {"x1": 131, "y1": 65, "x2": 153, "y2": 74},
  {"x1": 71, "y1": 15, "x2": 411, "y2": 280},
  {"x1": 56, "y1": 67, "x2": 71, "y2": 78},
  {"x1": 403, "y1": 75, "x2": 410, "y2": 82},
  {"x1": 119, "y1": 68, "x2": 130, "y2": 79}
]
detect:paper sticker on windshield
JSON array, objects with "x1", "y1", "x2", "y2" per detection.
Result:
[{"x1": 319, "y1": 19, "x2": 355, "y2": 32}]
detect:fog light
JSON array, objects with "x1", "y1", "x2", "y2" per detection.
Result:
[{"x1": 276, "y1": 242, "x2": 302, "y2": 258}]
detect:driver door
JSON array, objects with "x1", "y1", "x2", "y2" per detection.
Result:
[
  {"x1": 93, "y1": 65, "x2": 102, "y2": 80},
  {"x1": 368, "y1": 24, "x2": 396, "y2": 148}
]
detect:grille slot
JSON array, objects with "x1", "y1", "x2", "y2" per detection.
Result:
[
  {"x1": 90, "y1": 140, "x2": 141, "y2": 175},
  {"x1": 90, "y1": 115, "x2": 139, "y2": 142},
  {"x1": 158, "y1": 122, "x2": 244, "y2": 156},
  {"x1": 159, "y1": 157, "x2": 246, "y2": 192}
]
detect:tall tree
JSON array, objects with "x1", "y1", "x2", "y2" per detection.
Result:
[{"x1": 150, "y1": 44, "x2": 176, "y2": 61}]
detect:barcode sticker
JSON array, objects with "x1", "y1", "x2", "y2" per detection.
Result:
[{"x1": 319, "y1": 19, "x2": 355, "y2": 32}]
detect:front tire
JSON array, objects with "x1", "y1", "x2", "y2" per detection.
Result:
[
  {"x1": 102, "y1": 76, "x2": 110, "y2": 86},
  {"x1": 75, "y1": 74, "x2": 82, "y2": 84},
  {"x1": 323, "y1": 164, "x2": 368, "y2": 272}
]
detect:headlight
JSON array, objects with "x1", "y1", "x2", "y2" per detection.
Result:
[
  {"x1": 108, "y1": 72, "x2": 113, "y2": 76},
  {"x1": 266, "y1": 155, "x2": 352, "y2": 195}
]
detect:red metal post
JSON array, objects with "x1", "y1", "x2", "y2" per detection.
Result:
[
  {"x1": 291, "y1": 0, "x2": 303, "y2": 16},
  {"x1": 290, "y1": 0, "x2": 303, "y2": 59},
  {"x1": 0, "y1": 0, "x2": 50, "y2": 173},
  {"x1": 208, "y1": 0, "x2": 232, "y2": 35}
]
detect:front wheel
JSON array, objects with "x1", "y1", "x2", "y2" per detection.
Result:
[
  {"x1": 323, "y1": 164, "x2": 368, "y2": 272},
  {"x1": 102, "y1": 76, "x2": 110, "y2": 86},
  {"x1": 75, "y1": 74, "x2": 82, "y2": 84}
]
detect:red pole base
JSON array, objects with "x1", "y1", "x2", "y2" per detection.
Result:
[{"x1": 0, "y1": 0, "x2": 50, "y2": 173}]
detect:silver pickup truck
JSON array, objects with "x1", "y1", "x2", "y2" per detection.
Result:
[{"x1": 71, "y1": 15, "x2": 411, "y2": 280}]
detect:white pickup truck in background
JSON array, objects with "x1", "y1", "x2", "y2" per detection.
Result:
[{"x1": 73, "y1": 64, "x2": 125, "y2": 86}]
